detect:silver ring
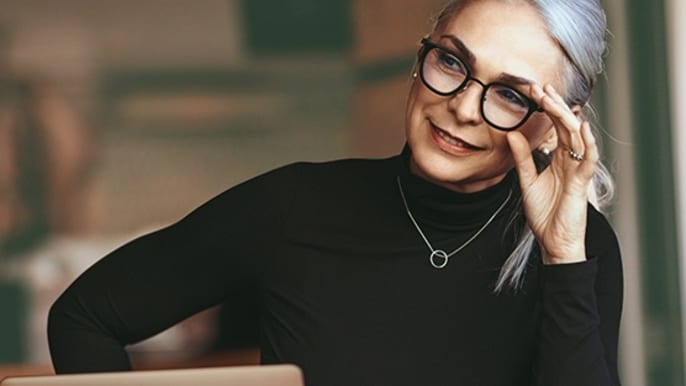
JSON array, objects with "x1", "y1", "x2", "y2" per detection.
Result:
[
  {"x1": 430, "y1": 250, "x2": 449, "y2": 269},
  {"x1": 567, "y1": 149, "x2": 583, "y2": 161}
]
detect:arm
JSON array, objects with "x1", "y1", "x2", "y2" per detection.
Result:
[
  {"x1": 535, "y1": 210, "x2": 623, "y2": 385},
  {"x1": 47, "y1": 165, "x2": 296, "y2": 373},
  {"x1": 507, "y1": 84, "x2": 622, "y2": 384}
]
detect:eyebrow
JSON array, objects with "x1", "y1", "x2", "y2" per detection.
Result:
[
  {"x1": 439, "y1": 34, "x2": 475, "y2": 65},
  {"x1": 497, "y1": 73, "x2": 536, "y2": 86},
  {"x1": 438, "y1": 34, "x2": 537, "y2": 86}
]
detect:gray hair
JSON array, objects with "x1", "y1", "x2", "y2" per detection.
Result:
[{"x1": 433, "y1": 0, "x2": 614, "y2": 292}]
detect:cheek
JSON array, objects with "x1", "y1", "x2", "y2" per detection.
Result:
[
  {"x1": 405, "y1": 84, "x2": 418, "y2": 127},
  {"x1": 491, "y1": 132, "x2": 515, "y2": 160},
  {"x1": 405, "y1": 81, "x2": 431, "y2": 134}
]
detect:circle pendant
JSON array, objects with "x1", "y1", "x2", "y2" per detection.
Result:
[{"x1": 429, "y1": 250, "x2": 449, "y2": 269}]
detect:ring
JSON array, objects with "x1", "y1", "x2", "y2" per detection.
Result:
[{"x1": 567, "y1": 149, "x2": 583, "y2": 161}]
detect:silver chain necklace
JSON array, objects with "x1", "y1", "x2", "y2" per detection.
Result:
[{"x1": 396, "y1": 176, "x2": 512, "y2": 269}]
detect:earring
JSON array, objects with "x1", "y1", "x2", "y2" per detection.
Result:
[
  {"x1": 540, "y1": 148, "x2": 551, "y2": 156},
  {"x1": 412, "y1": 72, "x2": 418, "y2": 79}
]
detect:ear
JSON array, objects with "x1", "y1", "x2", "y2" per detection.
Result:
[
  {"x1": 537, "y1": 126, "x2": 558, "y2": 153},
  {"x1": 570, "y1": 104, "x2": 583, "y2": 118}
]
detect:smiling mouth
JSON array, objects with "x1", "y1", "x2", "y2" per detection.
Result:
[{"x1": 431, "y1": 123, "x2": 483, "y2": 150}]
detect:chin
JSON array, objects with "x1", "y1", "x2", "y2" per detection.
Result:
[
  {"x1": 411, "y1": 147, "x2": 466, "y2": 183},
  {"x1": 409, "y1": 144, "x2": 511, "y2": 192}
]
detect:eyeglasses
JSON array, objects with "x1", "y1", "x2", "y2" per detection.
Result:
[{"x1": 418, "y1": 38, "x2": 543, "y2": 131}]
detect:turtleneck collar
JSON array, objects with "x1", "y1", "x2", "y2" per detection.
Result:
[{"x1": 395, "y1": 144, "x2": 518, "y2": 231}]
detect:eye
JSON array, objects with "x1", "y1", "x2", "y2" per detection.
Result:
[
  {"x1": 494, "y1": 86, "x2": 528, "y2": 110},
  {"x1": 436, "y1": 50, "x2": 467, "y2": 74}
]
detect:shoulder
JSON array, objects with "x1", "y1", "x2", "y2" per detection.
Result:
[
  {"x1": 219, "y1": 155, "x2": 399, "y2": 205},
  {"x1": 284, "y1": 155, "x2": 398, "y2": 177},
  {"x1": 262, "y1": 155, "x2": 399, "y2": 189}
]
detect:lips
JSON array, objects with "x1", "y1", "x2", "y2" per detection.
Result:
[{"x1": 430, "y1": 122, "x2": 483, "y2": 152}]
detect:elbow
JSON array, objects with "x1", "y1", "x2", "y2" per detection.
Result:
[
  {"x1": 47, "y1": 292, "x2": 70, "y2": 344},
  {"x1": 47, "y1": 292, "x2": 76, "y2": 372}
]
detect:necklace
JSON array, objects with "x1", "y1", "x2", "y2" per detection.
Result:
[{"x1": 396, "y1": 176, "x2": 512, "y2": 269}]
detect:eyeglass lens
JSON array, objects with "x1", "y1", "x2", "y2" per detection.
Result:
[{"x1": 421, "y1": 45, "x2": 534, "y2": 130}]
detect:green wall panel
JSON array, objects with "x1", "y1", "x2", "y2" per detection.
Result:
[
  {"x1": 241, "y1": 0, "x2": 352, "y2": 54},
  {"x1": 0, "y1": 280, "x2": 28, "y2": 363},
  {"x1": 625, "y1": 0, "x2": 685, "y2": 384}
]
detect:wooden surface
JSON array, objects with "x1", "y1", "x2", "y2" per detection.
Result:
[
  {"x1": 0, "y1": 348, "x2": 260, "y2": 381},
  {"x1": 0, "y1": 364, "x2": 54, "y2": 381}
]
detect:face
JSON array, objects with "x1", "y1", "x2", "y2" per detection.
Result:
[{"x1": 405, "y1": 0, "x2": 566, "y2": 193}]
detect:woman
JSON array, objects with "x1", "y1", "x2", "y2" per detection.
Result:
[{"x1": 48, "y1": 0, "x2": 623, "y2": 385}]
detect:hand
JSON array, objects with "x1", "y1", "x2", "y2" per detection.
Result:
[{"x1": 506, "y1": 84, "x2": 598, "y2": 265}]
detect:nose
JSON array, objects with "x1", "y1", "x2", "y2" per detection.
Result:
[{"x1": 448, "y1": 79, "x2": 484, "y2": 126}]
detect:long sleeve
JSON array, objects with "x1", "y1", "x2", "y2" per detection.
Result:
[
  {"x1": 47, "y1": 164, "x2": 297, "y2": 373},
  {"x1": 535, "y1": 208, "x2": 623, "y2": 386},
  {"x1": 47, "y1": 154, "x2": 626, "y2": 384}
]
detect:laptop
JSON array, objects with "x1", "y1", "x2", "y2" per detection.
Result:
[{"x1": 0, "y1": 364, "x2": 303, "y2": 386}]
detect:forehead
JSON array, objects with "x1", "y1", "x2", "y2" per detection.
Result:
[{"x1": 433, "y1": 0, "x2": 565, "y2": 87}]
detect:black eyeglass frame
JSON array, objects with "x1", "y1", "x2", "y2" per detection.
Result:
[{"x1": 418, "y1": 38, "x2": 544, "y2": 131}]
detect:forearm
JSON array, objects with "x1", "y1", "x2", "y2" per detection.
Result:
[{"x1": 46, "y1": 227, "x2": 224, "y2": 374}]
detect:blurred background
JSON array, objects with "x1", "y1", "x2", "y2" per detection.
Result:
[{"x1": 0, "y1": 1, "x2": 683, "y2": 385}]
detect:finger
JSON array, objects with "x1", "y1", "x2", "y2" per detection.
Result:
[
  {"x1": 531, "y1": 84, "x2": 584, "y2": 154},
  {"x1": 578, "y1": 122, "x2": 599, "y2": 179},
  {"x1": 545, "y1": 85, "x2": 584, "y2": 154},
  {"x1": 542, "y1": 85, "x2": 582, "y2": 139},
  {"x1": 531, "y1": 84, "x2": 573, "y2": 119},
  {"x1": 507, "y1": 131, "x2": 538, "y2": 189},
  {"x1": 543, "y1": 84, "x2": 568, "y2": 108}
]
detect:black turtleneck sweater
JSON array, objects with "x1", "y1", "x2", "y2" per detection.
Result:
[{"x1": 48, "y1": 151, "x2": 623, "y2": 386}]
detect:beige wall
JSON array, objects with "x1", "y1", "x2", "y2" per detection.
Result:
[
  {"x1": 1, "y1": 0, "x2": 244, "y2": 76},
  {"x1": 348, "y1": 0, "x2": 446, "y2": 157}
]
